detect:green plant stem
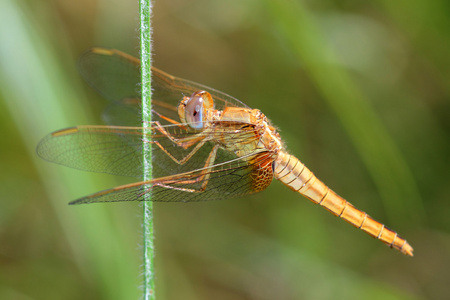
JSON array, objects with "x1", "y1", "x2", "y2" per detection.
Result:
[{"x1": 140, "y1": 0, "x2": 155, "y2": 299}]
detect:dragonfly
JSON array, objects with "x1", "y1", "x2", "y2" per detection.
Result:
[{"x1": 37, "y1": 48, "x2": 414, "y2": 257}]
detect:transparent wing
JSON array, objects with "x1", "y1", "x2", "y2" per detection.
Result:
[
  {"x1": 37, "y1": 124, "x2": 261, "y2": 179},
  {"x1": 37, "y1": 48, "x2": 270, "y2": 203},
  {"x1": 37, "y1": 125, "x2": 273, "y2": 203},
  {"x1": 78, "y1": 48, "x2": 249, "y2": 127},
  {"x1": 69, "y1": 152, "x2": 274, "y2": 204}
]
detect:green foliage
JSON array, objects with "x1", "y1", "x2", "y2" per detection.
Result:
[{"x1": 1, "y1": 0, "x2": 449, "y2": 299}]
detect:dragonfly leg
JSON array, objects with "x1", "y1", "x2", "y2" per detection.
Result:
[
  {"x1": 151, "y1": 110, "x2": 188, "y2": 129},
  {"x1": 152, "y1": 121, "x2": 208, "y2": 149},
  {"x1": 150, "y1": 120, "x2": 204, "y2": 148},
  {"x1": 140, "y1": 144, "x2": 220, "y2": 197},
  {"x1": 138, "y1": 183, "x2": 199, "y2": 198},
  {"x1": 145, "y1": 120, "x2": 213, "y2": 165},
  {"x1": 151, "y1": 137, "x2": 208, "y2": 165}
]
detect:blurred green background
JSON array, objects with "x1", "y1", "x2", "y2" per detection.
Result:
[{"x1": 1, "y1": 0, "x2": 449, "y2": 299}]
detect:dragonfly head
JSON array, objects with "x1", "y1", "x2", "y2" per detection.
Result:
[{"x1": 178, "y1": 91, "x2": 214, "y2": 129}]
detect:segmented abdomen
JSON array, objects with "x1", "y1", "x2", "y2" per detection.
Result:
[{"x1": 273, "y1": 151, "x2": 413, "y2": 256}]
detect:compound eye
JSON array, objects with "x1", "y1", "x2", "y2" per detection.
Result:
[{"x1": 185, "y1": 93, "x2": 204, "y2": 129}]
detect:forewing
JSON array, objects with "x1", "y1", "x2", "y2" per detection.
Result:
[
  {"x1": 78, "y1": 48, "x2": 249, "y2": 127},
  {"x1": 78, "y1": 48, "x2": 140, "y2": 103},
  {"x1": 151, "y1": 66, "x2": 250, "y2": 112}
]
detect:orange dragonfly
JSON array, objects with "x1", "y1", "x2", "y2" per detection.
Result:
[{"x1": 37, "y1": 48, "x2": 413, "y2": 256}]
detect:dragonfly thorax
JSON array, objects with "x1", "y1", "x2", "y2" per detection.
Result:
[{"x1": 217, "y1": 107, "x2": 282, "y2": 159}]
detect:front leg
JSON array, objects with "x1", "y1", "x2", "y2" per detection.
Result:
[{"x1": 147, "y1": 120, "x2": 211, "y2": 165}]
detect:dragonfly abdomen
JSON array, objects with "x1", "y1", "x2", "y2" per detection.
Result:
[{"x1": 273, "y1": 151, "x2": 413, "y2": 256}]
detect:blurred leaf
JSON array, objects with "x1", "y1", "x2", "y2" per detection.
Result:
[{"x1": 262, "y1": 0, "x2": 424, "y2": 227}]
